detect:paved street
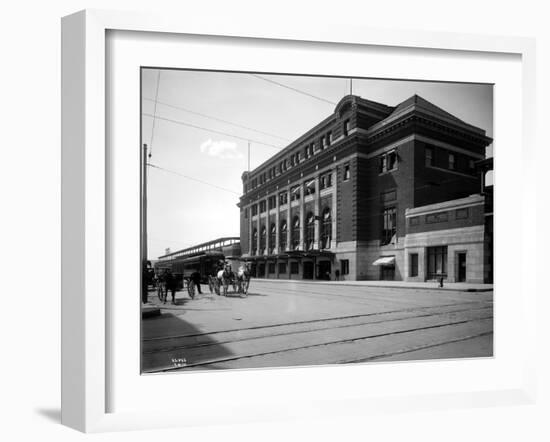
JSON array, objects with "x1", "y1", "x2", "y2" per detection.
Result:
[{"x1": 141, "y1": 280, "x2": 493, "y2": 373}]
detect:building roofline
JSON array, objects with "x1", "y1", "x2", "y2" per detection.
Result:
[{"x1": 405, "y1": 194, "x2": 485, "y2": 216}]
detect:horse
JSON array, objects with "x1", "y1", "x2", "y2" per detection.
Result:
[
  {"x1": 215, "y1": 264, "x2": 234, "y2": 296},
  {"x1": 236, "y1": 264, "x2": 251, "y2": 296}
]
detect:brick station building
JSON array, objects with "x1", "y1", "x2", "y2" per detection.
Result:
[{"x1": 238, "y1": 94, "x2": 493, "y2": 282}]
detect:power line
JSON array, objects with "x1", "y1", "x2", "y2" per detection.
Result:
[
  {"x1": 149, "y1": 70, "x2": 162, "y2": 158},
  {"x1": 147, "y1": 162, "x2": 241, "y2": 195},
  {"x1": 251, "y1": 74, "x2": 337, "y2": 105},
  {"x1": 141, "y1": 113, "x2": 284, "y2": 151},
  {"x1": 143, "y1": 97, "x2": 291, "y2": 142}
]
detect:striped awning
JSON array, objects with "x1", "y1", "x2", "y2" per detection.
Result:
[{"x1": 372, "y1": 256, "x2": 395, "y2": 266}]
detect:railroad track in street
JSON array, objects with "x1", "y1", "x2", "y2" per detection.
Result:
[{"x1": 142, "y1": 301, "x2": 493, "y2": 373}]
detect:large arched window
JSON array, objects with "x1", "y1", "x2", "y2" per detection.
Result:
[
  {"x1": 269, "y1": 223, "x2": 276, "y2": 254},
  {"x1": 305, "y1": 212, "x2": 315, "y2": 251},
  {"x1": 279, "y1": 219, "x2": 288, "y2": 251},
  {"x1": 292, "y1": 216, "x2": 300, "y2": 250},
  {"x1": 320, "y1": 207, "x2": 332, "y2": 249},
  {"x1": 260, "y1": 225, "x2": 266, "y2": 255},
  {"x1": 252, "y1": 228, "x2": 258, "y2": 255}
]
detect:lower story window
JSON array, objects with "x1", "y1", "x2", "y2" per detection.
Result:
[
  {"x1": 341, "y1": 259, "x2": 349, "y2": 275},
  {"x1": 268, "y1": 263, "x2": 275, "y2": 274},
  {"x1": 409, "y1": 253, "x2": 418, "y2": 277},
  {"x1": 278, "y1": 262, "x2": 287, "y2": 274},
  {"x1": 290, "y1": 262, "x2": 299, "y2": 274},
  {"x1": 427, "y1": 246, "x2": 447, "y2": 279}
]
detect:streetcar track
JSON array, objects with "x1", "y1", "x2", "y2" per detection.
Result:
[
  {"x1": 341, "y1": 331, "x2": 493, "y2": 363},
  {"x1": 150, "y1": 316, "x2": 493, "y2": 372},
  {"x1": 143, "y1": 300, "x2": 489, "y2": 342},
  {"x1": 247, "y1": 286, "x2": 492, "y2": 311},
  {"x1": 143, "y1": 306, "x2": 493, "y2": 355}
]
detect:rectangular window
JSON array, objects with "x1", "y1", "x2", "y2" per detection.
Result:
[
  {"x1": 409, "y1": 254, "x2": 418, "y2": 277},
  {"x1": 343, "y1": 164, "x2": 350, "y2": 181},
  {"x1": 279, "y1": 191, "x2": 288, "y2": 205},
  {"x1": 244, "y1": 208, "x2": 249, "y2": 219},
  {"x1": 381, "y1": 207, "x2": 397, "y2": 245},
  {"x1": 278, "y1": 262, "x2": 287, "y2": 274},
  {"x1": 290, "y1": 262, "x2": 299, "y2": 274},
  {"x1": 320, "y1": 173, "x2": 332, "y2": 190},
  {"x1": 343, "y1": 119, "x2": 350, "y2": 136},
  {"x1": 341, "y1": 259, "x2": 349, "y2": 275},
  {"x1": 427, "y1": 246, "x2": 448, "y2": 279},
  {"x1": 425, "y1": 146, "x2": 434, "y2": 167},
  {"x1": 290, "y1": 185, "x2": 301, "y2": 201},
  {"x1": 388, "y1": 151, "x2": 397, "y2": 171},
  {"x1": 268, "y1": 263, "x2": 275, "y2": 274},
  {"x1": 327, "y1": 131, "x2": 332, "y2": 145},
  {"x1": 449, "y1": 153, "x2": 455, "y2": 170},
  {"x1": 268, "y1": 195, "x2": 276, "y2": 209},
  {"x1": 409, "y1": 216, "x2": 419, "y2": 226},
  {"x1": 381, "y1": 190, "x2": 397, "y2": 203},
  {"x1": 321, "y1": 136, "x2": 326, "y2": 149},
  {"x1": 379, "y1": 151, "x2": 399, "y2": 173},
  {"x1": 426, "y1": 211, "x2": 448, "y2": 223},
  {"x1": 259, "y1": 200, "x2": 267, "y2": 213},
  {"x1": 379, "y1": 155, "x2": 387, "y2": 173},
  {"x1": 456, "y1": 208, "x2": 469, "y2": 219},
  {"x1": 304, "y1": 180, "x2": 316, "y2": 196}
]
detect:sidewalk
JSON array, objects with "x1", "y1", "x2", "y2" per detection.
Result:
[{"x1": 255, "y1": 278, "x2": 493, "y2": 292}]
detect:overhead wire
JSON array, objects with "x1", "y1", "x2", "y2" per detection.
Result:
[
  {"x1": 251, "y1": 74, "x2": 337, "y2": 105},
  {"x1": 142, "y1": 97, "x2": 292, "y2": 142},
  {"x1": 141, "y1": 113, "x2": 284, "y2": 151},
  {"x1": 147, "y1": 162, "x2": 241, "y2": 195},
  {"x1": 148, "y1": 70, "x2": 162, "y2": 159}
]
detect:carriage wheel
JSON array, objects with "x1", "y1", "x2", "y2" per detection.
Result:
[{"x1": 187, "y1": 281, "x2": 195, "y2": 299}]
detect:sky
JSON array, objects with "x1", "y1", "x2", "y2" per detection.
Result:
[{"x1": 141, "y1": 69, "x2": 493, "y2": 260}]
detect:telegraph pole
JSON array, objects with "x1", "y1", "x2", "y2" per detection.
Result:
[{"x1": 142, "y1": 143, "x2": 148, "y2": 268}]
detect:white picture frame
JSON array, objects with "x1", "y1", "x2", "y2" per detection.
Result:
[{"x1": 61, "y1": 9, "x2": 537, "y2": 433}]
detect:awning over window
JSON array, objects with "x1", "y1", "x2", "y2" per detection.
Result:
[{"x1": 372, "y1": 256, "x2": 395, "y2": 266}]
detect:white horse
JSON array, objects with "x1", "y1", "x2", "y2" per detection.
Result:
[{"x1": 236, "y1": 264, "x2": 251, "y2": 296}]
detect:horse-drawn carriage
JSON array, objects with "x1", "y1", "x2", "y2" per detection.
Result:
[{"x1": 208, "y1": 257, "x2": 251, "y2": 297}]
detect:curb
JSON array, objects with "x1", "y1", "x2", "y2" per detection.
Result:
[{"x1": 254, "y1": 279, "x2": 493, "y2": 292}]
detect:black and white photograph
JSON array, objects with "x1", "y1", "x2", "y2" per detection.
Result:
[{"x1": 140, "y1": 69, "x2": 494, "y2": 373}]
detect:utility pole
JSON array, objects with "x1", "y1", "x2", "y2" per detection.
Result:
[
  {"x1": 142, "y1": 143, "x2": 148, "y2": 268},
  {"x1": 350, "y1": 78, "x2": 353, "y2": 95}
]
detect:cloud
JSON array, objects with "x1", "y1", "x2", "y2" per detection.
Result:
[{"x1": 199, "y1": 139, "x2": 243, "y2": 159}]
